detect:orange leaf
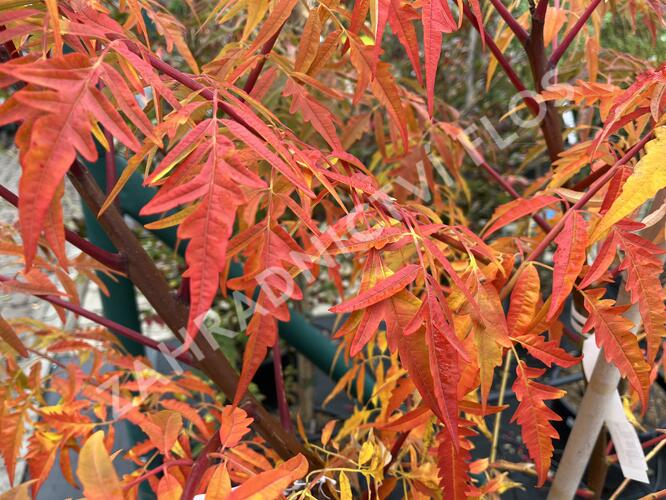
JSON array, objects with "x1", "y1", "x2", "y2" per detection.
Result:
[
  {"x1": 246, "y1": 0, "x2": 298, "y2": 54},
  {"x1": 228, "y1": 453, "x2": 308, "y2": 499},
  {"x1": 484, "y1": 195, "x2": 559, "y2": 238},
  {"x1": 219, "y1": 405, "x2": 254, "y2": 449},
  {"x1": 511, "y1": 362, "x2": 564, "y2": 486},
  {"x1": 616, "y1": 230, "x2": 666, "y2": 364},
  {"x1": 206, "y1": 464, "x2": 232, "y2": 500},
  {"x1": 0, "y1": 408, "x2": 25, "y2": 486},
  {"x1": 0, "y1": 314, "x2": 28, "y2": 357},
  {"x1": 330, "y1": 264, "x2": 420, "y2": 313},
  {"x1": 234, "y1": 312, "x2": 278, "y2": 405},
  {"x1": 139, "y1": 410, "x2": 183, "y2": 456},
  {"x1": 582, "y1": 289, "x2": 651, "y2": 408},
  {"x1": 76, "y1": 431, "x2": 124, "y2": 500},
  {"x1": 436, "y1": 424, "x2": 473, "y2": 499},
  {"x1": 547, "y1": 210, "x2": 588, "y2": 320},
  {"x1": 507, "y1": 262, "x2": 540, "y2": 338},
  {"x1": 422, "y1": 0, "x2": 456, "y2": 116},
  {"x1": 157, "y1": 472, "x2": 183, "y2": 500}
]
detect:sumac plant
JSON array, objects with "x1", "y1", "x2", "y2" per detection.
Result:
[{"x1": 0, "y1": 0, "x2": 665, "y2": 497}]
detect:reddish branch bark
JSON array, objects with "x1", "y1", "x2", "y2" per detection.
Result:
[
  {"x1": 526, "y1": 132, "x2": 654, "y2": 262},
  {"x1": 462, "y1": 4, "x2": 539, "y2": 116},
  {"x1": 0, "y1": 274, "x2": 195, "y2": 364},
  {"x1": 549, "y1": 0, "x2": 604, "y2": 68},
  {"x1": 66, "y1": 160, "x2": 325, "y2": 470},
  {"x1": 488, "y1": 0, "x2": 529, "y2": 44},
  {"x1": 525, "y1": 0, "x2": 565, "y2": 160},
  {"x1": 182, "y1": 432, "x2": 221, "y2": 500}
]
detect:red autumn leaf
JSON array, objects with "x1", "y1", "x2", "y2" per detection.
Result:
[
  {"x1": 511, "y1": 362, "x2": 565, "y2": 486},
  {"x1": 507, "y1": 262, "x2": 541, "y2": 338},
  {"x1": 512, "y1": 333, "x2": 579, "y2": 368},
  {"x1": 0, "y1": 54, "x2": 149, "y2": 268},
  {"x1": 547, "y1": 210, "x2": 588, "y2": 320},
  {"x1": 578, "y1": 229, "x2": 619, "y2": 289},
  {"x1": 436, "y1": 423, "x2": 474, "y2": 499},
  {"x1": 330, "y1": 263, "x2": 420, "y2": 313},
  {"x1": 484, "y1": 195, "x2": 560, "y2": 238},
  {"x1": 387, "y1": 0, "x2": 423, "y2": 85},
  {"x1": 616, "y1": 230, "x2": 666, "y2": 364},
  {"x1": 422, "y1": 0, "x2": 456, "y2": 116},
  {"x1": 234, "y1": 310, "x2": 278, "y2": 405},
  {"x1": 582, "y1": 288, "x2": 651, "y2": 408}
]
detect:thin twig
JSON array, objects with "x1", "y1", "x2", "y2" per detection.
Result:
[
  {"x1": 488, "y1": 0, "x2": 529, "y2": 44},
  {"x1": 548, "y1": 0, "x2": 603, "y2": 68},
  {"x1": 272, "y1": 342, "x2": 293, "y2": 433},
  {"x1": 609, "y1": 439, "x2": 666, "y2": 500},
  {"x1": 181, "y1": 432, "x2": 221, "y2": 500},
  {"x1": 462, "y1": 4, "x2": 539, "y2": 115},
  {"x1": 526, "y1": 132, "x2": 654, "y2": 263},
  {"x1": 0, "y1": 183, "x2": 127, "y2": 272},
  {"x1": 490, "y1": 350, "x2": 513, "y2": 463},
  {"x1": 0, "y1": 274, "x2": 196, "y2": 365}
]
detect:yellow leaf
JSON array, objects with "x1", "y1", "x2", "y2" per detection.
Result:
[
  {"x1": 206, "y1": 464, "x2": 232, "y2": 500},
  {"x1": 0, "y1": 314, "x2": 28, "y2": 357},
  {"x1": 0, "y1": 480, "x2": 35, "y2": 500},
  {"x1": 591, "y1": 127, "x2": 666, "y2": 241},
  {"x1": 77, "y1": 431, "x2": 123, "y2": 500},
  {"x1": 339, "y1": 472, "x2": 352, "y2": 500},
  {"x1": 144, "y1": 204, "x2": 198, "y2": 230},
  {"x1": 158, "y1": 472, "x2": 183, "y2": 500},
  {"x1": 359, "y1": 441, "x2": 374, "y2": 465},
  {"x1": 320, "y1": 419, "x2": 337, "y2": 446}
]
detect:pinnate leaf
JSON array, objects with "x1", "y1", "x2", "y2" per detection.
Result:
[
  {"x1": 330, "y1": 264, "x2": 420, "y2": 313},
  {"x1": 582, "y1": 289, "x2": 651, "y2": 408},
  {"x1": 511, "y1": 362, "x2": 565, "y2": 486},
  {"x1": 616, "y1": 230, "x2": 666, "y2": 364},
  {"x1": 547, "y1": 210, "x2": 588, "y2": 320}
]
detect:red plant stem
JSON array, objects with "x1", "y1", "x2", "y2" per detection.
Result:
[
  {"x1": 479, "y1": 160, "x2": 551, "y2": 233},
  {"x1": 182, "y1": 432, "x2": 221, "y2": 500},
  {"x1": 107, "y1": 35, "x2": 260, "y2": 137},
  {"x1": 462, "y1": 4, "x2": 540, "y2": 115},
  {"x1": 123, "y1": 459, "x2": 193, "y2": 491},
  {"x1": 0, "y1": 183, "x2": 126, "y2": 272},
  {"x1": 548, "y1": 0, "x2": 603, "y2": 68},
  {"x1": 272, "y1": 342, "x2": 293, "y2": 433},
  {"x1": 488, "y1": 0, "x2": 529, "y2": 44},
  {"x1": 243, "y1": 22, "x2": 285, "y2": 95},
  {"x1": 526, "y1": 132, "x2": 654, "y2": 263},
  {"x1": 571, "y1": 162, "x2": 612, "y2": 192},
  {"x1": 68, "y1": 160, "x2": 326, "y2": 470},
  {"x1": 535, "y1": 0, "x2": 549, "y2": 21},
  {"x1": 0, "y1": 274, "x2": 195, "y2": 365}
]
